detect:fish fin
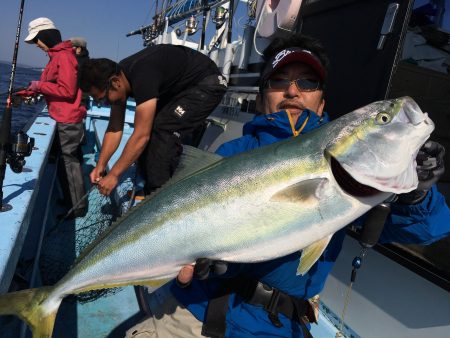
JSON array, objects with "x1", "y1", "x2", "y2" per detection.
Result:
[
  {"x1": 270, "y1": 178, "x2": 328, "y2": 204},
  {"x1": 0, "y1": 286, "x2": 60, "y2": 338},
  {"x1": 297, "y1": 235, "x2": 333, "y2": 276},
  {"x1": 168, "y1": 145, "x2": 223, "y2": 186}
]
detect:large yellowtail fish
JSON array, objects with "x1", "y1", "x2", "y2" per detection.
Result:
[{"x1": 0, "y1": 97, "x2": 434, "y2": 337}]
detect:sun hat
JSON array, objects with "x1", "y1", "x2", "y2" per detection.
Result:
[{"x1": 24, "y1": 17, "x2": 57, "y2": 43}]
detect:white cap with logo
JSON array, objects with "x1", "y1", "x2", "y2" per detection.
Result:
[{"x1": 25, "y1": 17, "x2": 56, "y2": 43}]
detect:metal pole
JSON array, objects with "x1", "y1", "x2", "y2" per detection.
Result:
[
  {"x1": 162, "y1": 16, "x2": 170, "y2": 43},
  {"x1": 182, "y1": 27, "x2": 189, "y2": 45},
  {"x1": 200, "y1": 0, "x2": 209, "y2": 51},
  {"x1": 221, "y1": 0, "x2": 235, "y2": 82},
  {"x1": 227, "y1": 0, "x2": 234, "y2": 44},
  {"x1": 1, "y1": 0, "x2": 26, "y2": 212}
]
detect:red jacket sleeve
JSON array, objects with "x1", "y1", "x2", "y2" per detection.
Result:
[{"x1": 39, "y1": 52, "x2": 78, "y2": 100}]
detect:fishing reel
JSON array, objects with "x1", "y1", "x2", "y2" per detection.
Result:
[
  {"x1": 143, "y1": 24, "x2": 159, "y2": 46},
  {"x1": 247, "y1": 0, "x2": 258, "y2": 19},
  {"x1": 185, "y1": 15, "x2": 198, "y2": 35},
  {"x1": 23, "y1": 94, "x2": 43, "y2": 105},
  {"x1": 11, "y1": 94, "x2": 43, "y2": 107},
  {"x1": 213, "y1": 6, "x2": 227, "y2": 27},
  {"x1": 6, "y1": 131, "x2": 35, "y2": 173}
]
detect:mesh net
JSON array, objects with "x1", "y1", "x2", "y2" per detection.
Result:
[{"x1": 39, "y1": 185, "x2": 133, "y2": 303}]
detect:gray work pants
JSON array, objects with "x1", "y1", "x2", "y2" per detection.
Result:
[
  {"x1": 55, "y1": 122, "x2": 87, "y2": 211},
  {"x1": 125, "y1": 285, "x2": 203, "y2": 338}
]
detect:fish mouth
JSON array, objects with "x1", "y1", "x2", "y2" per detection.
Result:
[
  {"x1": 330, "y1": 156, "x2": 381, "y2": 197},
  {"x1": 324, "y1": 97, "x2": 435, "y2": 195}
]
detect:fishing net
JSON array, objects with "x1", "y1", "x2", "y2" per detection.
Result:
[{"x1": 39, "y1": 179, "x2": 136, "y2": 303}]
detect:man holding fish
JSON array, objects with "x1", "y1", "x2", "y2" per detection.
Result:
[
  {"x1": 125, "y1": 33, "x2": 449, "y2": 338},
  {"x1": 0, "y1": 33, "x2": 448, "y2": 338}
]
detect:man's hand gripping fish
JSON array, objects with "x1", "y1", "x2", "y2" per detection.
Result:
[{"x1": 0, "y1": 97, "x2": 435, "y2": 338}]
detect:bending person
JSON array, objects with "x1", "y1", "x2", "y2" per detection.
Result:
[{"x1": 79, "y1": 45, "x2": 227, "y2": 196}]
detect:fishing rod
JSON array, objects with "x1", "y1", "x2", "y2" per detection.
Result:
[
  {"x1": 0, "y1": 0, "x2": 34, "y2": 212},
  {"x1": 0, "y1": 87, "x2": 27, "y2": 97}
]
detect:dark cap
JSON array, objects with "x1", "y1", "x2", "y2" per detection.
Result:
[{"x1": 261, "y1": 47, "x2": 327, "y2": 83}]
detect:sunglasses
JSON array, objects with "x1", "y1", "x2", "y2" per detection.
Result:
[
  {"x1": 96, "y1": 79, "x2": 112, "y2": 106},
  {"x1": 265, "y1": 78, "x2": 322, "y2": 92}
]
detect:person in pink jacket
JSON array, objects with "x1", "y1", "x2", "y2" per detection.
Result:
[{"x1": 21, "y1": 17, "x2": 87, "y2": 218}]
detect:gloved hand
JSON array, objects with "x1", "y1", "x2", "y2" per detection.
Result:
[
  {"x1": 397, "y1": 140, "x2": 445, "y2": 204},
  {"x1": 193, "y1": 258, "x2": 228, "y2": 280},
  {"x1": 27, "y1": 80, "x2": 41, "y2": 93},
  {"x1": 176, "y1": 258, "x2": 228, "y2": 288}
]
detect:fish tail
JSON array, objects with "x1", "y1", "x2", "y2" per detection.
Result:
[{"x1": 0, "y1": 286, "x2": 60, "y2": 338}]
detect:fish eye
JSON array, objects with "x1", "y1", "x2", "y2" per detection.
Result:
[{"x1": 375, "y1": 111, "x2": 391, "y2": 125}]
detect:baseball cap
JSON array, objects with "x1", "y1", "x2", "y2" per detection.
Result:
[
  {"x1": 260, "y1": 47, "x2": 327, "y2": 84},
  {"x1": 25, "y1": 17, "x2": 57, "y2": 43},
  {"x1": 70, "y1": 37, "x2": 87, "y2": 48}
]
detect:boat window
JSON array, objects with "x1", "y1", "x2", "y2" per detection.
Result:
[
  {"x1": 384, "y1": 0, "x2": 450, "y2": 291},
  {"x1": 357, "y1": 0, "x2": 450, "y2": 292}
]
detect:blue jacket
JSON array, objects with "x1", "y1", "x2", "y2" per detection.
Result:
[{"x1": 171, "y1": 110, "x2": 450, "y2": 337}]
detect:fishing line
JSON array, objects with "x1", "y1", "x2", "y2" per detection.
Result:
[
  {"x1": 142, "y1": 0, "x2": 155, "y2": 26},
  {"x1": 46, "y1": 167, "x2": 111, "y2": 236},
  {"x1": 45, "y1": 185, "x2": 98, "y2": 236},
  {"x1": 127, "y1": 175, "x2": 137, "y2": 211},
  {"x1": 115, "y1": 38, "x2": 121, "y2": 66},
  {"x1": 252, "y1": 0, "x2": 267, "y2": 56}
]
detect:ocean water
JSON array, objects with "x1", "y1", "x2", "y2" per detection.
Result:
[{"x1": 0, "y1": 61, "x2": 44, "y2": 134}]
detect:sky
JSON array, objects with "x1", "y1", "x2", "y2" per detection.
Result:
[
  {"x1": 0, "y1": 0, "x2": 250, "y2": 68},
  {"x1": 0, "y1": 0, "x2": 448, "y2": 68}
]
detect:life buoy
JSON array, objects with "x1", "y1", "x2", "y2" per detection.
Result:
[{"x1": 255, "y1": 0, "x2": 303, "y2": 38}]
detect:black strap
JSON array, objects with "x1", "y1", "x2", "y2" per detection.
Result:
[
  {"x1": 292, "y1": 300, "x2": 314, "y2": 338},
  {"x1": 201, "y1": 279, "x2": 314, "y2": 338},
  {"x1": 266, "y1": 289, "x2": 283, "y2": 328},
  {"x1": 201, "y1": 293, "x2": 230, "y2": 338}
]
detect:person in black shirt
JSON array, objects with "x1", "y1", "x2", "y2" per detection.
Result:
[
  {"x1": 79, "y1": 45, "x2": 227, "y2": 196},
  {"x1": 70, "y1": 37, "x2": 90, "y2": 110}
]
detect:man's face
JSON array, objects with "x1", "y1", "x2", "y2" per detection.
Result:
[
  {"x1": 88, "y1": 86, "x2": 107, "y2": 105},
  {"x1": 88, "y1": 77, "x2": 126, "y2": 106},
  {"x1": 258, "y1": 62, "x2": 325, "y2": 123}
]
